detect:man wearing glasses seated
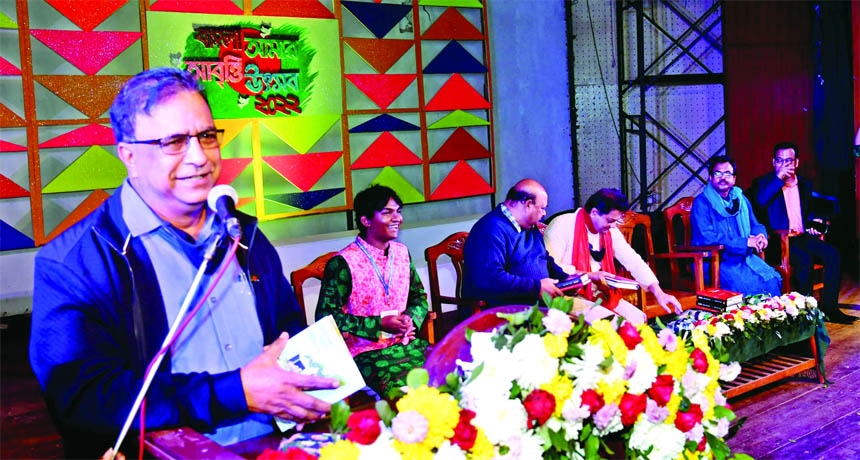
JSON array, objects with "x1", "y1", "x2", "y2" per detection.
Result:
[
  {"x1": 691, "y1": 155, "x2": 782, "y2": 297},
  {"x1": 544, "y1": 188, "x2": 682, "y2": 325},
  {"x1": 749, "y1": 142, "x2": 855, "y2": 324}
]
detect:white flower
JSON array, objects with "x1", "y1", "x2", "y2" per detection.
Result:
[
  {"x1": 561, "y1": 343, "x2": 605, "y2": 391},
  {"x1": 628, "y1": 420, "x2": 686, "y2": 460},
  {"x1": 712, "y1": 321, "x2": 732, "y2": 339},
  {"x1": 471, "y1": 397, "x2": 527, "y2": 445},
  {"x1": 433, "y1": 440, "x2": 467, "y2": 460},
  {"x1": 497, "y1": 432, "x2": 544, "y2": 460},
  {"x1": 705, "y1": 416, "x2": 731, "y2": 439},
  {"x1": 510, "y1": 334, "x2": 557, "y2": 390},
  {"x1": 625, "y1": 347, "x2": 658, "y2": 394},
  {"x1": 359, "y1": 430, "x2": 402, "y2": 460},
  {"x1": 719, "y1": 361, "x2": 741, "y2": 382}
]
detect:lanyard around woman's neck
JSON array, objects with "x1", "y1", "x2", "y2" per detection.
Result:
[{"x1": 354, "y1": 236, "x2": 394, "y2": 301}]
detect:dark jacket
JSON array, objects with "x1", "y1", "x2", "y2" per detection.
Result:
[
  {"x1": 749, "y1": 171, "x2": 814, "y2": 231},
  {"x1": 29, "y1": 185, "x2": 303, "y2": 458}
]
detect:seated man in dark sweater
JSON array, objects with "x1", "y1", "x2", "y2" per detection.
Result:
[{"x1": 462, "y1": 178, "x2": 570, "y2": 306}]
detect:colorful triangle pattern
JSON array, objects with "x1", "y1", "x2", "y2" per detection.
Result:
[
  {"x1": 30, "y1": 30, "x2": 141, "y2": 76},
  {"x1": 253, "y1": 0, "x2": 335, "y2": 18},
  {"x1": 430, "y1": 160, "x2": 492, "y2": 200},
  {"x1": 428, "y1": 110, "x2": 489, "y2": 129},
  {"x1": 264, "y1": 151, "x2": 342, "y2": 192},
  {"x1": 0, "y1": 175, "x2": 29, "y2": 198},
  {"x1": 425, "y1": 74, "x2": 490, "y2": 111},
  {"x1": 216, "y1": 158, "x2": 253, "y2": 186},
  {"x1": 346, "y1": 74, "x2": 416, "y2": 110},
  {"x1": 370, "y1": 166, "x2": 424, "y2": 204},
  {"x1": 42, "y1": 146, "x2": 126, "y2": 193},
  {"x1": 267, "y1": 188, "x2": 345, "y2": 211},
  {"x1": 352, "y1": 132, "x2": 421, "y2": 169},
  {"x1": 215, "y1": 118, "x2": 254, "y2": 151},
  {"x1": 0, "y1": 11, "x2": 17, "y2": 29},
  {"x1": 342, "y1": 1, "x2": 412, "y2": 39},
  {"x1": 431, "y1": 127, "x2": 489, "y2": 163},
  {"x1": 0, "y1": 104, "x2": 25, "y2": 127},
  {"x1": 424, "y1": 41, "x2": 487, "y2": 74},
  {"x1": 0, "y1": 139, "x2": 27, "y2": 152},
  {"x1": 45, "y1": 189, "x2": 110, "y2": 242},
  {"x1": 422, "y1": 7, "x2": 484, "y2": 40},
  {"x1": 44, "y1": 0, "x2": 127, "y2": 32},
  {"x1": 0, "y1": 220, "x2": 34, "y2": 251},
  {"x1": 39, "y1": 124, "x2": 115, "y2": 148},
  {"x1": 260, "y1": 114, "x2": 340, "y2": 154},
  {"x1": 36, "y1": 76, "x2": 129, "y2": 119},
  {"x1": 344, "y1": 38, "x2": 413, "y2": 74},
  {"x1": 350, "y1": 114, "x2": 420, "y2": 133},
  {"x1": 0, "y1": 57, "x2": 21, "y2": 76},
  {"x1": 149, "y1": 0, "x2": 244, "y2": 14},
  {"x1": 419, "y1": 0, "x2": 484, "y2": 8}
]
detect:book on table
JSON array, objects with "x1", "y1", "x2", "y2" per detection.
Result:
[
  {"x1": 275, "y1": 315, "x2": 366, "y2": 431},
  {"x1": 696, "y1": 288, "x2": 743, "y2": 310},
  {"x1": 558, "y1": 272, "x2": 591, "y2": 291}
]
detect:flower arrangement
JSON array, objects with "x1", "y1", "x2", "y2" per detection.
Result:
[
  {"x1": 261, "y1": 296, "x2": 750, "y2": 460},
  {"x1": 666, "y1": 292, "x2": 824, "y2": 364}
]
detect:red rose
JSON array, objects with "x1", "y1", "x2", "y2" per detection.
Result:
[
  {"x1": 697, "y1": 437, "x2": 708, "y2": 451},
  {"x1": 580, "y1": 389, "x2": 605, "y2": 414},
  {"x1": 690, "y1": 347, "x2": 709, "y2": 373},
  {"x1": 523, "y1": 389, "x2": 556, "y2": 428},
  {"x1": 674, "y1": 404, "x2": 704, "y2": 432},
  {"x1": 618, "y1": 392, "x2": 647, "y2": 426},
  {"x1": 451, "y1": 409, "x2": 478, "y2": 450},
  {"x1": 647, "y1": 374, "x2": 675, "y2": 406},
  {"x1": 345, "y1": 409, "x2": 381, "y2": 445},
  {"x1": 618, "y1": 322, "x2": 643, "y2": 349}
]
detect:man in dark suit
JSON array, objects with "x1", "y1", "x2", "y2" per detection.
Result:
[{"x1": 750, "y1": 141, "x2": 856, "y2": 323}]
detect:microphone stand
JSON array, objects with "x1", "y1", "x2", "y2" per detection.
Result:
[{"x1": 111, "y1": 232, "x2": 224, "y2": 459}]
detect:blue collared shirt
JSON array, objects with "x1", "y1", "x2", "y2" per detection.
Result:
[{"x1": 120, "y1": 181, "x2": 271, "y2": 445}]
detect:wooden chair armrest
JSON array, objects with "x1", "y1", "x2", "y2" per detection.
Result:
[
  {"x1": 675, "y1": 244, "x2": 724, "y2": 253},
  {"x1": 652, "y1": 251, "x2": 709, "y2": 260}
]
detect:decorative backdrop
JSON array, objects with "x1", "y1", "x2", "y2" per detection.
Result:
[{"x1": 0, "y1": 0, "x2": 494, "y2": 251}]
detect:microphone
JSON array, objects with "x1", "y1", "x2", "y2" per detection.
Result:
[{"x1": 207, "y1": 184, "x2": 242, "y2": 239}]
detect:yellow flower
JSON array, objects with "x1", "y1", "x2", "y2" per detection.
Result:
[
  {"x1": 469, "y1": 428, "x2": 496, "y2": 460},
  {"x1": 664, "y1": 346, "x2": 689, "y2": 379},
  {"x1": 543, "y1": 333, "x2": 568, "y2": 358},
  {"x1": 319, "y1": 439, "x2": 360, "y2": 460},
  {"x1": 589, "y1": 319, "x2": 628, "y2": 363},
  {"x1": 395, "y1": 386, "x2": 460, "y2": 450},
  {"x1": 541, "y1": 374, "x2": 573, "y2": 416},
  {"x1": 597, "y1": 375, "x2": 627, "y2": 405},
  {"x1": 394, "y1": 443, "x2": 434, "y2": 460},
  {"x1": 638, "y1": 326, "x2": 667, "y2": 365}
]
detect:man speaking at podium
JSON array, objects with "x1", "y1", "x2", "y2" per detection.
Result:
[{"x1": 29, "y1": 68, "x2": 338, "y2": 458}]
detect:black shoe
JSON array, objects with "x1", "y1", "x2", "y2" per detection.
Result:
[{"x1": 824, "y1": 309, "x2": 858, "y2": 324}]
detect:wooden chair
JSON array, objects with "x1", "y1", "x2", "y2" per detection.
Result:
[
  {"x1": 615, "y1": 211, "x2": 712, "y2": 318},
  {"x1": 290, "y1": 251, "x2": 435, "y2": 343},
  {"x1": 663, "y1": 197, "x2": 723, "y2": 290},
  {"x1": 290, "y1": 252, "x2": 337, "y2": 328},
  {"x1": 424, "y1": 231, "x2": 485, "y2": 342}
]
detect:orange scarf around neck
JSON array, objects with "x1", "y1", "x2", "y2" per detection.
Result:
[{"x1": 571, "y1": 209, "x2": 621, "y2": 310}]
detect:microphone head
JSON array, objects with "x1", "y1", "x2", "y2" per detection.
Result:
[{"x1": 207, "y1": 184, "x2": 239, "y2": 213}]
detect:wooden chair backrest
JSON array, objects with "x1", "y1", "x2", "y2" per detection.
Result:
[
  {"x1": 663, "y1": 196, "x2": 695, "y2": 250},
  {"x1": 424, "y1": 231, "x2": 470, "y2": 316},
  {"x1": 615, "y1": 211, "x2": 655, "y2": 272},
  {"x1": 290, "y1": 252, "x2": 337, "y2": 328}
]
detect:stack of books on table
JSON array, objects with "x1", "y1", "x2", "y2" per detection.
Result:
[
  {"x1": 696, "y1": 288, "x2": 743, "y2": 311},
  {"x1": 603, "y1": 275, "x2": 639, "y2": 290}
]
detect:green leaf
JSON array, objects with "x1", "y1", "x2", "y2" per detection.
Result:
[
  {"x1": 465, "y1": 327, "x2": 474, "y2": 342},
  {"x1": 406, "y1": 368, "x2": 429, "y2": 389},
  {"x1": 445, "y1": 371, "x2": 461, "y2": 390},
  {"x1": 376, "y1": 400, "x2": 396, "y2": 425},
  {"x1": 713, "y1": 405, "x2": 736, "y2": 421},
  {"x1": 465, "y1": 362, "x2": 484, "y2": 385},
  {"x1": 584, "y1": 433, "x2": 599, "y2": 459},
  {"x1": 548, "y1": 427, "x2": 569, "y2": 452},
  {"x1": 329, "y1": 401, "x2": 351, "y2": 433}
]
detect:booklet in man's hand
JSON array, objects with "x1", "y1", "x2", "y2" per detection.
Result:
[
  {"x1": 558, "y1": 272, "x2": 591, "y2": 291},
  {"x1": 603, "y1": 275, "x2": 640, "y2": 290},
  {"x1": 275, "y1": 315, "x2": 366, "y2": 431}
]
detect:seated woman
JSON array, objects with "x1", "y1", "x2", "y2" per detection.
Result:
[{"x1": 316, "y1": 185, "x2": 429, "y2": 398}]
